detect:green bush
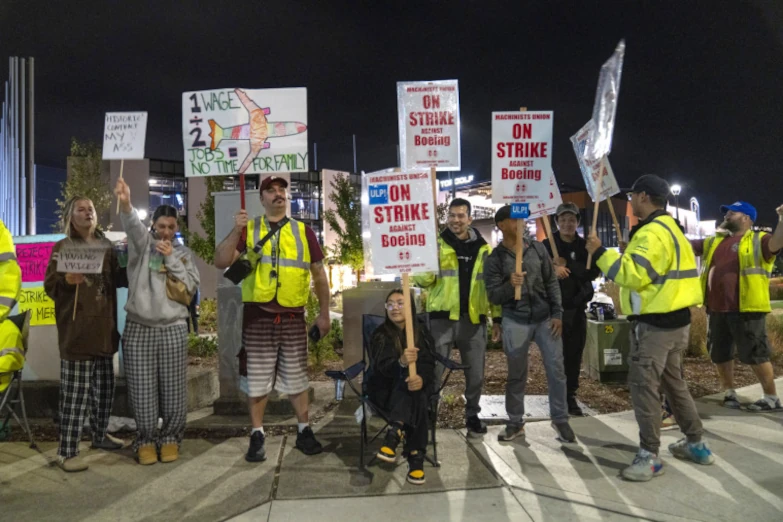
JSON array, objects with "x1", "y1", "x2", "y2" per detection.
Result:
[
  {"x1": 199, "y1": 298, "x2": 217, "y2": 333},
  {"x1": 187, "y1": 333, "x2": 218, "y2": 358},
  {"x1": 305, "y1": 290, "x2": 341, "y2": 369},
  {"x1": 766, "y1": 314, "x2": 783, "y2": 366},
  {"x1": 688, "y1": 306, "x2": 708, "y2": 357},
  {"x1": 769, "y1": 284, "x2": 783, "y2": 301}
]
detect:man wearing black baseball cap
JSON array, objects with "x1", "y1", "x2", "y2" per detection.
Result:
[
  {"x1": 690, "y1": 200, "x2": 783, "y2": 412},
  {"x1": 543, "y1": 202, "x2": 601, "y2": 416},
  {"x1": 586, "y1": 174, "x2": 713, "y2": 482},
  {"x1": 215, "y1": 174, "x2": 332, "y2": 462}
]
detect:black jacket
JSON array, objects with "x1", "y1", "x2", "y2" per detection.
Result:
[{"x1": 543, "y1": 231, "x2": 600, "y2": 310}]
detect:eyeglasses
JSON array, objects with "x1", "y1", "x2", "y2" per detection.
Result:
[{"x1": 385, "y1": 302, "x2": 404, "y2": 311}]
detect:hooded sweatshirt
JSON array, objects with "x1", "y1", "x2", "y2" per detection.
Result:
[{"x1": 121, "y1": 209, "x2": 200, "y2": 328}]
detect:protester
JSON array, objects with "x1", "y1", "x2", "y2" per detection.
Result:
[
  {"x1": 366, "y1": 289, "x2": 436, "y2": 485},
  {"x1": 43, "y1": 196, "x2": 125, "y2": 472},
  {"x1": 413, "y1": 198, "x2": 500, "y2": 437},
  {"x1": 485, "y1": 205, "x2": 576, "y2": 443},
  {"x1": 543, "y1": 202, "x2": 601, "y2": 416},
  {"x1": 0, "y1": 220, "x2": 24, "y2": 395},
  {"x1": 214, "y1": 176, "x2": 331, "y2": 462},
  {"x1": 115, "y1": 179, "x2": 200, "y2": 465},
  {"x1": 586, "y1": 174, "x2": 714, "y2": 482},
  {"x1": 690, "y1": 201, "x2": 783, "y2": 411}
]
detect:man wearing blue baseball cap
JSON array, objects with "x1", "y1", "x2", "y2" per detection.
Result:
[{"x1": 690, "y1": 201, "x2": 783, "y2": 412}]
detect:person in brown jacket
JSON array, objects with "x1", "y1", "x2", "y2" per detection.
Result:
[{"x1": 44, "y1": 196, "x2": 125, "y2": 472}]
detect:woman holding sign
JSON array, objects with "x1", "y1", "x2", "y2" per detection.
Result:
[
  {"x1": 44, "y1": 196, "x2": 126, "y2": 472},
  {"x1": 115, "y1": 178, "x2": 200, "y2": 466},
  {"x1": 366, "y1": 289, "x2": 436, "y2": 485}
]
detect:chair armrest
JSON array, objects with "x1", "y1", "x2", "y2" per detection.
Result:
[
  {"x1": 433, "y1": 351, "x2": 470, "y2": 371},
  {"x1": 324, "y1": 360, "x2": 366, "y2": 381}
]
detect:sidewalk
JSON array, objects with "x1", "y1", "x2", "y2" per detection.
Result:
[{"x1": 1, "y1": 379, "x2": 781, "y2": 521}]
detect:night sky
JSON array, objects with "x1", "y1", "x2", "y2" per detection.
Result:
[{"x1": 2, "y1": 1, "x2": 782, "y2": 223}]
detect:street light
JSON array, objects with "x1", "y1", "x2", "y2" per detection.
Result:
[{"x1": 671, "y1": 184, "x2": 682, "y2": 221}]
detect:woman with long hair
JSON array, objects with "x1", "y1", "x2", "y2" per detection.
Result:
[
  {"x1": 366, "y1": 288, "x2": 436, "y2": 485},
  {"x1": 115, "y1": 178, "x2": 200, "y2": 465},
  {"x1": 44, "y1": 196, "x2": 125, "y2": 472}
]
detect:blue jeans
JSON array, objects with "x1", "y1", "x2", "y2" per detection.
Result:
[{"x1": 501, "y1": 317, "x2": 569, "y2": 425}]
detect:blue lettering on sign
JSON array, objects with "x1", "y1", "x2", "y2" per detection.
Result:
[
  {"x1": 369, "y1": 185, "x2": 389, "y2": 205},
  {"x1": 511, "y1": 203, "x2": 530, "y2": 219}
]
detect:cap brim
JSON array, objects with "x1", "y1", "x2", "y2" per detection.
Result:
[{"x1": 719, "y1": 205, "x2": 732, "y2": 214}]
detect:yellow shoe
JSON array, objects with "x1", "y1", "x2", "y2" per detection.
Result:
[
  {"x1": 406, "y1": 451, "x2": 426, "y2": 485},
  {"x1": 160, "y1": 443, "x2": 179, "y2": 463},
  {"x1": 137, "y1": 445, "x2": 157, "y2": 465}
]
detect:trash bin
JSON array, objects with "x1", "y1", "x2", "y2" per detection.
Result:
[{"x1": 584, "y1": 317, "x2": 631, "y2": 384}]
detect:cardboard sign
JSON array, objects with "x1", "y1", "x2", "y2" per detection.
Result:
[
  {"x1": 361, "y1": 169, "x2": 438, "y2": 276},
  {"x1": 56, "y1": 246, "x2": 106, "y2": 274},
  {"x1": 571, "y1": 121, "x2": 621, "y2": 202},
  {"x1": 182, "y1": 87, "x2": 308, "y2": 177},
  {"x1": 527, "y1": 170, "x2": 564, "y2": 220},
  {"x1": 491, "y1": 111, "x2": 554, "y2": 204},
  {"x1": 585, "y1": 40, "x2": 626, "y2": 162},
  {"x1": 102, "y1": 112, "x2": 148, "y2": 160},
  {"x1": 17, "y1": 286, "x2": 56, "y2": 326},
  {"x1": 397, "y1": 80, "x2": 461, "y2": 171},
  {"x1": 16, "y1": 242, "x2": 56, "y2": 283}
]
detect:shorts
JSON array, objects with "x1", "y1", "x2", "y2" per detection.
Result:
[
  {"x1": 241, "y1": 310, "x2": 309, "y2": 397},
  {"x1": 708, "y1": 312, "x2": 771, "y2": 365}
]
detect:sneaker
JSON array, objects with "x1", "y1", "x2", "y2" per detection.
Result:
[
  {"x1": 498, "y1": 424, "x2": 525, "y2": 441},
  {"x1": 466, "y1": 415, "x2": 487, "y2": 437},
  {"x1": 661, "y1": 411, "x2": 678, "y2": 431},
  {"x1": 567, "y1": 396, "x2": 584, "y2": 417},
  {"x1": 245, "y1": 431, "x2": 267, "y2": 463},
  {"x1": 406, "y1": 450, "x2": 426, "y2": 485},
  {"x1": 668, "y1": 438, "x2": 715, "y2": 465},
  {"x1": 621, "y1": 450, "x2": 664, "y2": 482},
  {"x1": 91, "y1": 433, "x2": 124, "y2": 450},
  {"x1": 722, "y1": 393, "x2": 741, "y2": 409},
  {"x1": 552, "y1": 421, "x2": 576, "y2": 443},
  {"x1": 745, "y1": 397, "x2": 783, "y2": 412},
  {"x1": 295, "y1": 427, "x2": 323, "y2": 455},
  {"x1": 377, "y1": 425, "x2": 402, "y2": 463},
  {"x1": 56, "y1": 455, "x2": 89, "y2": 472}
]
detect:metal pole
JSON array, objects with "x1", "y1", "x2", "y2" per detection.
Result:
[
  {"x1": 20, "y1": 58, "x2": 26, "y2": 235},
  {"x1": 10, "y1": 57, "x2": 17, "y2": 234},
  {"x1": 27, "y1": 57, "x2": 35, "y2": 234},
  {"x1": 352, "y1": 134, "x2": 357, "y2": 173},
  {"x1": 313, "y1": 142, "x2": 318, "y2": 171}
]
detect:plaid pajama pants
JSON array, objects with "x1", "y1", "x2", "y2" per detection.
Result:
[
  {"x1": 122, "y1": 321, "x2": 189, "y2": 451},
  {"x1": 58, "y1": 357, "x2": 115, "y2": 458}
]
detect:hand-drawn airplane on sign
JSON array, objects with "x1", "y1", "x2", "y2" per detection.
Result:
[{"x1": 208, "y1": 88, "x2": 307, "y2": 174}]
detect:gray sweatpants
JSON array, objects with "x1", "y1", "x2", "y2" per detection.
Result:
[
  {"x1": 430, "y1": 316, "x2": 487, "y2": 418},
  {"x1": 630, "y1": 322, "x2": 703, "y2": 454},
  {"x1": 501, "y1": 317, "x2": 569, "y2": 425}
]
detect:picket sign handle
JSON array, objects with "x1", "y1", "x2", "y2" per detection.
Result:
[
  {"x1": 540, "y1": 216, "x2": 560, "y2": 260},
  {"x1": 606, "y1": 190, "x2": 622, "y2": 245},
  {"x1": 514, "y1": 107, "x2": 527, "y2": 301},
  {"x1": 401, "y1": 273, "x2": 417, "y2": 378},
  {"x1": 431, "y1": 166, "x2": 442, "y2": 278},
  {"x1": 586, "y1": 165, "x2": 605, "y2": 269},
  {"x1": 115, "y1": 159, "x2": 125, "y2": 215},
  {"x1": 72, "y1": 283, "x2": 79, "y2": 321}
]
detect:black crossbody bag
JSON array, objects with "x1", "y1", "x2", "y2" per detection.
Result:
[{"x1": 223, "y1": 217, "x2": 289, "y2": 285}]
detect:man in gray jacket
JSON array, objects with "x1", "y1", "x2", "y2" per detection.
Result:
[{"x1": 485, "y1": 205, "x2": 576, "y2": 443}]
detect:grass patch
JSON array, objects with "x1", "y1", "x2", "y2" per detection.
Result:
[
  {"x1": 199, "y1": 298, "x2": 217, "y2": 333},
  {"x1": 187, "y1": 333, "x2": 218, "y2": 358},
  {"x1": 767, "y1": 314, "x2": 783, "y2": 366}
]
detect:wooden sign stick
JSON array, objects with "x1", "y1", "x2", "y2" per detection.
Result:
[
  {"x1": 431, "y1": 166, "x2": 442, "y2": 277},
  {"x1": 586, "y1": 166, "x2": 605, "y2": 269},
  {"x1": 115, "y1": 159, "x2": 125, "y2": 214},
  {"x1": 73, "y1": 283, "x2": 79, "y2": 321},
  {"x1": 540, "y1": 216, "x2": 560, "y2": 259},
  {"x1": 514, "y1": 107, "x2": 527, "y2": 301},
  {"x1": 606, "y1": 196, "x2": 622, "y2": 245},
  {"x1": 401, "y1": 273, "x2": 417, "y2": 378}
]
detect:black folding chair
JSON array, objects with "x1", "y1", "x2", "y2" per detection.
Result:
[
  {"x1": 0, "y1": 310, "x2": 37, "y2": 448},
  {"x1": 326, "y1": 313, "x2": 468, "y2": 470}
]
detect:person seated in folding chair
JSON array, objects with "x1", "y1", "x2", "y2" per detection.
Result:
[
  {"x1": 0, "y1": 218, "x2": 24, "y2": 396},
  {"x1": 366, "y1": 289, "x2": 436, "y2": 485}
]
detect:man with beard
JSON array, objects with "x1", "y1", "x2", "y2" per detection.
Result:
[
  {"x1": 413, "y1": 198, "x2": 501, "y2": 437},
  {"x1": 690, "y1": 201, "x2": 783, "y2": 412},
  {"x1": 543, "y1": 203, "x2": 601, "y2": 416}
]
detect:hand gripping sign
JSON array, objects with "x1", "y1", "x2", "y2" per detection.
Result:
[{"x1": 362, "y1": 168, "x2": 439, "y2": 377}]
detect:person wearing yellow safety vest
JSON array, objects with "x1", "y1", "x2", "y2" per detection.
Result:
[
  {"x1": 690, "y1": 201, "x2": 783, "y2": 412},
  {"x1": 413, "y1": 198, "x2": 501, "y2": 438},
  {"x1": 215, "y1": 176, "x2": 332, "y2": 463},
  {"x1": 586, "y1": 175, "x2": 715, "y2": 482},
  {"x1": 0, "y1": 219, "x2": 23, "y2": 395}
]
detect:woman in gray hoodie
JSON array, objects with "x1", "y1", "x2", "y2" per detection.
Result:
[{"x1": 115, "y1": 178, "x2": 200, "y2": 465}]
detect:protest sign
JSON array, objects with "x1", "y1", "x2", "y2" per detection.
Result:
[
  {"x1": 17, "y1": 287, "x2": 55, "y2": 326},
  {"x1": 585, "y1": 40, "x2": 626, "y2": 162},
  {"x1": 362, "y1": 169, "x2": 439, "y2": 277},
  {"x1": 182, "y1": 87, "x2": 308, "y2": 178},
  {"x1": 527, "y1": 170, "x2": 563, "y2": 220},
  {"x1": 491, "y1": 111, "x2": 554, "y2": 204},
  {"x1": 397, "y1": 80, "x2": 461, "y2": 171},
  {"x1": 16, "y1": 242, "x2": 55, "y2": 283},
  {"x1": 56, "y1": 246, "x2": 106, "y2": 274},
  {"x1": 571, "y1": 121, "x2": 620, "y2": 202},
  {"x1": 102, "y1": 112, "x2": 148, "y2": 160}
]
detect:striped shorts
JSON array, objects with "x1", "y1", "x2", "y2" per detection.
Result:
[{"x1": 241, "y1": 311, "x2": 309, "y2": 397}]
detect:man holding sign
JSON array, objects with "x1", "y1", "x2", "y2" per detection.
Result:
[
  {"x1": 44, "y1": 196, "x2": 125, "y2": 472},
  {"x1": 485, "y1": 205, "x2": 576, "y2": 444},
  {"x1": 0, "y1": 219, "x2": 24, "y2": 395}
]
